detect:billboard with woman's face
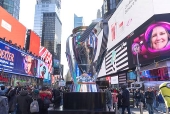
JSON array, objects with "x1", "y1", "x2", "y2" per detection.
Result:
[{"x1": 129, "y1": 14, "x2": 170, "y2": 67}]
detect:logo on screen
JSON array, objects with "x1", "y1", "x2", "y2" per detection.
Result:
[{"x1": 111, "y1": 50, "x2": 117, "y2": 72}]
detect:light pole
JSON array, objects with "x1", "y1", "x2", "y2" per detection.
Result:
[{"x1": 133, "y1": 43, "x2": 141, "y2": 82}]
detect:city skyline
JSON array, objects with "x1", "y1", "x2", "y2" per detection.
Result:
[{"x1": 19, "y1": 0, "x2": 103, "y2": 75}]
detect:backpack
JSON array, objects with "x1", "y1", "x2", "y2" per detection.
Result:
[
  {"x1": 0, "y1": 96, "x2": 9, "y2": 114},
  {"x1": 30, "y1": 99, "x2": 39, "y2": 113},
  {"x1": 43, "y1": 96, "x2": 51, "y2": 109}
]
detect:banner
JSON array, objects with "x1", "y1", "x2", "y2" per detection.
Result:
[{"x1": 0, "y1": 41, "x2": 38, "y2": 77}]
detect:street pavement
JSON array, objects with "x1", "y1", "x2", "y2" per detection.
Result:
[{"x1": 118, "y1": 108, "x2": 167, "y2": 114}]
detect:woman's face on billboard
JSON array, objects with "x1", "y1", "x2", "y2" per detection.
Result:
[{"x1": 151, "y1": 26, "x2": 168, "y2": 50}]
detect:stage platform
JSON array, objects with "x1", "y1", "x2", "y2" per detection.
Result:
[{"x1": 48, "y1": 106, "x2": 115, "y2": 114}]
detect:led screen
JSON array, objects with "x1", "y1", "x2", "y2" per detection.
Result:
[
  {"x1": 37, "y1": 60, "x2": 49, "y2": 80},
  {"x1": 129, "y1": 14, "x2": 170, "y2": 67},
  {"x1": 76, "y1": 72, "x2": 95, "y2": 84},
  {"x1": 0, "y1": 41, "x2": 38, "y2": 77},
  {"x1": 53, "y1": 59, "x2": 60, "y2": 68},
  {"x1": 29, "y1": 30, "x2": 40, "y2": 56},
  {"x1": 141, "y1": 67, "x2": 169, "y2": 81},
  {"x1": 0, "y1": 7, "x2": 26, "y2": 48},
  {"x1": 127, "y1": 71, "x2": 136, "y2": 82},
  {"x1": 98, "y1": 0, "x2": 170, "y2": 77}
]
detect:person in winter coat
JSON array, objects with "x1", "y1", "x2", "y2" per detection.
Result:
[
  {"x1": 121, "y1": 85, "x2": 131, "y2": 114},
  {"x1": 39, "y1": 87, "x2": 52, "y2": 114},
  {"x1": 39, "y1": 87, "x2": 52, "y2": 100},
  {"x1": 135, "y1": 89, "x2": 141, "y2": 108},
  {"x1": 52, "y1": 89, "x2": 61, "y2": 108},
  {"x1": 16, "y1": 88, "x2": 32, "y2": 114},
  {"x1": 116, "y1": 90, "x2": 122, "y2": 110},
  {"x1": 31, "y1": 89, "x2": 44, "y2": 114},
  {"x1": 145, "y1": 87, "x2": 154, "y2": 114},
  {"x1": 112, "y1": 90, "x2": 118, "y2": 110},
  {"x1": 105, "y1": 88, "x2": 113, "y2": 111},
  {"x1": 8, "y1": 88, "x2": 17, "y2": 114},
  {"x1": 156, "y1": 91, "x2": 166, "y2": 113}
]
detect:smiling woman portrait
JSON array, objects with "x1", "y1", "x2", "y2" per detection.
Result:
[{"x1": 145, "y1": 22, "x2": 170, "y2": 51}]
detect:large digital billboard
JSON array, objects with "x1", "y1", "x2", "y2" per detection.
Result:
[
  {"x1": 98, "y1": 0, "x2": 170, "y2": 77},
  {"x1": 0, "y1": 7, "x2": 26, "y2": 48},
  {"x1": 29, "y1": 30, "x2": 40, "y2": 56},
  {"x1": 0, "y1": 41, "x2": 38, "y2": 77},
  {"x1": 128, "y1": 14, "x2": 170, "y2": 67},
  {"x1": 39, "y1": 46, "x2": 52, "y2": 73}
]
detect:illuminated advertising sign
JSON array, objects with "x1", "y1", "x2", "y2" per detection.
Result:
[
  {"x1": 39, "y1": 46, "x2": 52, "y2": 73},
  {"x1": 53, "y1": 59, "x2": 60, "y2": 68},
  {"x1": 0, "y1": 41, "x2": 38, "y2": 77},
  {"x1": 37, "y1": 60, "x2": 49, "y2": 80},
  {"x1": 29, "y1": 30, "x2": 40, "y2": 56},
  {"x1": 0, "y1": 7, "x2": 26, "y2": 48},
  {"x1": 98, "y1": 0, "x2": 170, "y2": 77}
]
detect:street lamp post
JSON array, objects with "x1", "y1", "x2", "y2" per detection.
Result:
[
  {"x1": 133, "y1": 43, "x2": 141, "y2": 83},
  {"x1": 136, "y1": 52, "x2": 140, "y2": 82}
]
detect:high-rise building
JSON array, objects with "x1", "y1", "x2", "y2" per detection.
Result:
[
  {"x1": 97, "y1": 9, "x2": 101, "y2": 18},
  {"x1": 0, "y1": 0, "x2": 20, "y2": 20},
  {"x1": 102, "y1": 0, "x2": 122, "y2": 18},
  {"x1": 74, "y1": 14, "x2": 83, "y2": 28},
  {"x1": 34, "y1": 0, "x2": 62, "y2": 59},
  {"x1": 34, "y1": 0, "x2": 61, "y2": 40},
  {"x1": 42, "y1": 12, "x2": 62, "y2": 59}
]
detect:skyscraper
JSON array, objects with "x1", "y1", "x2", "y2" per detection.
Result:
[
  {"x1": 34, "y1": 0, "x2": 62, "y2": 60},
  {"x1": 102, "y1": 0, "x2": 122, "y2": 18},
  {"x1": 0, "y1": 0, "x2": 20, "y2": 20},
  {"x1": 74, "y1": 14, "x2": 83, "y2": 28},
  {"x1": 97, "y1": 9, "x2": 101, "y2": 18}
]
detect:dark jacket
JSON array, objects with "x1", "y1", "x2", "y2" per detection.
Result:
[
  {"x1": 157, "y1": 93, "x2": 164, "y2": 103},
  {"x1": 145, "y1": 91, "x2": 154, "y2": 104},
  {"x1": 16, "y1": 90, "x2": 32, "y2": 114},
  {"x1": 121, "y1": 88, "x2": 130, "y2": 106},
  {"x1": 117, "y1": 93, "x2": 122, "y2": 106},
  {"x1": 52, "y1": 89, "x2": 61, "y2": 108},
  {"x1": 135, "y1": 91, "x2": 141, "y2": 100},
  {"x1": 105, "y1": 89, "x2": 112, "y2": 105},
  {"x1": 8, "y1": 89, "x2": 17, "y2": 112}
]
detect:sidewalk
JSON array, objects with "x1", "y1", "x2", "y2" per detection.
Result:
[{"x1": 118, "y1": 108, "x2": 162, "y2": 114}]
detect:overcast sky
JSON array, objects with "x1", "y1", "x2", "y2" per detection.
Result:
[{"x1": 19, "y1": 0, "x2": 103, "y2": 76}]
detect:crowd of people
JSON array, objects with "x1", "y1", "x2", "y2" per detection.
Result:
[
  {"x1": 105, "y1": 85, "x2": 169, "y2": 114},
  {"x1": 0, "y1": 83, "x2": 67, "y2": 114}
]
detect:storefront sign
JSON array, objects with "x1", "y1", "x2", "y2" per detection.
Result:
[
  {"x1": 111, "y1": 76, "x2": 118, "y2": 84},
  {"x1": 0, "y1": 75, "x2": 8, "y2": 82}
]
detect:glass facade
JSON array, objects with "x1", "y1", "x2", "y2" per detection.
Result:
[
  {"x1": 102, "y1": 0, "x2": 122, "y2": 18},
  {"x1": 34, "y1": 0, "x2": 62, "y2": 60},
  {"x1": 33, "y1": 0, "x2": 61, "y2": 43},
  {"x1": 42, "y1": 12, "x2": 62, "y2": 60},
  {"x1": 0, "y1": 0, "x2": 20, "y2": 20},
  {"x1": 74, "y1": 14, "x2": 83, "y2": 28}
]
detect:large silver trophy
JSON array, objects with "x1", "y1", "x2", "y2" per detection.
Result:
[{"x1": 66, "y1": 20, "x2": 109, "y2": 92}]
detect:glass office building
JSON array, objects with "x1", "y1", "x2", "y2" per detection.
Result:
[
  {"x1": 74, "y1": 14, "x2": 83, "y2": 28},
  {"x1": 34, "y1": 0, "x2": 61, "y2": 41},
  {"x1": 0, "y1": 0, "x2": 20, "y2": 20},
  {"x1": 34, "y1": 0, "x2": 62, "y2": 59}
]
